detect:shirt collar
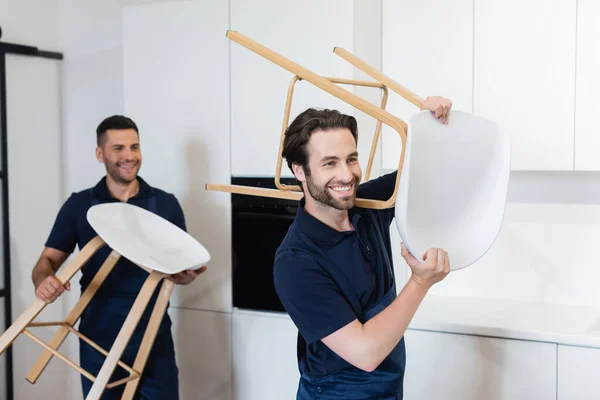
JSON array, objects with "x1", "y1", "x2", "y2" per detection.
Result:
[
  {"x1": 92, "y1": 175, "x2": 154, "y2": 201},
  {"x1": 295, "y1": 198, "x2": 365, "y2": 245}
]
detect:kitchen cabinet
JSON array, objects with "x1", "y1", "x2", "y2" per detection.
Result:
[
  {"x1": 574, "y1": 0, "x2": 600, "y2": 171},
  {"x1": 474, "y1": 0, "x2": 576, "y2": 171},
  {"x1": 230, "y1": 310, "x2": 560, "y2": 400},
  {"x1": 171, "y1": 308, "x2": 232, "y2": 400},
  {"x1": 232, "y1": 310, "x2": 299, "y2": 400},
  {"x1": 6, "y1": 53, "x2": 68, "y2": 400},
  {"x1": 558, "y1": 344, "x2": 600, "y2": 399},
  {"x1": 403, "y1": 329, "x2": 557, "y2": 399},
  {"x1": 381, "y1": 0, "x2": 474, "y2": 170}
]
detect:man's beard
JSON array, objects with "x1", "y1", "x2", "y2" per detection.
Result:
[
  {"x1": 106, "y1": 161, "x2": 139, "y2": 184},
  {"x1": 305, "y1": 173, "x2": 360, "y2": 211}
]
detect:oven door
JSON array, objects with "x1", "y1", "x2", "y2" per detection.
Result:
[{"x1": 231, "y1": 177, "x2": 299, "y2": 312}]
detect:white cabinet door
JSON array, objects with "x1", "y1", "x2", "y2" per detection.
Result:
[
  {"x1": 474, "y1": 0, "x2": 576, "y2": 171},
  {"x1": 558, "y1": 344, "x2": 600, "y2": 399},
  {"x1": 381, "y1": 0, "x2": 474, "y2": 170},
  {"x1": 404, "y1": 329, "x2": 556, "y2": 400},
  {"x1": 123, "y1": 0, "x2": 232, "y2": 313},
  {"x1": 574, "y1": 0, "x2": 600, "y2": 170},
  {"x1": 170, "y1": 308, "x2": 232, "y2": 400},
  {"x1": 232, "y1": 310, "x2": 300, "y2": 400},
  {"x1": 230, "y1": 0, "x2": 354, "y2": 177},
  {"x1": 5, "y1": 54, "x2": 69, "y2": 400}
]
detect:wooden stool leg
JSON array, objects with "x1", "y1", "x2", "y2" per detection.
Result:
[
  {"x1": 121, "y1": 279, "x2": 175, "y2": 400},
  {"x1": 0, "y1": 237, "x2": 105, "y2": 356},
  {"x1": 0, "y1": 298, "x2": 48, "y2": 354},
  {"x1": 26, "y1": 250, "x2": 121, "y2": 383},
  {"x1": 85, "y1": 271, "x2": 164, "y2": 400}
]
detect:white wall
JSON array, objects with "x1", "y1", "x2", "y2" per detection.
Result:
[
  {"x1": 230, "y1": 0, "x2": 355, "y2": 177},
  {"x1": 0, "y1": 0, "x2": 62, "y2": 50},
  {"x1": 123, "y1": 3, "x2": 232, "y2": 398}
]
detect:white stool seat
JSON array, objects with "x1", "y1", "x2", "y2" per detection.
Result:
[
  {"x1": 395, "y1": 110, "x2": 510, "y2": 270},
  {"x1": 87, "y1": 202, "x2": 210, "y2": 275}
]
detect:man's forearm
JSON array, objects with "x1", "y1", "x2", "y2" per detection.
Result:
[
  {"x1": 359, "y1": 278, "x2": 428, "y2": 370},
  {"x1": 32, "y1": 257, "x2": 56, "y2": 287}
]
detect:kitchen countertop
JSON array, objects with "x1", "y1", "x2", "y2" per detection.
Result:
[
  {"x1": 234, "y1": 296, "x2": 600, "y2": 348},
  {"x1": 236, "y1": 296, "x2": 600, "y2": 349},
  {"x1": 409, "y1": 295, "x2": 600, "y2": 349}
]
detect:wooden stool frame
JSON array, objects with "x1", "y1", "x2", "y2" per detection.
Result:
[
  {"x1": 206, "y1": 30, "x2": 426, "y2": 209},
  {"x1": 0, "y1": 237, "x2": 175, "y2": 400}
]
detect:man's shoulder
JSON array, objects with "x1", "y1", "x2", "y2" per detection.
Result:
[
  {"x1": 274, "y1": 222, "x2": 322, "y2": 269},
  {"x1": 275, "y1": 220, "x2": 300, "y2": 254},
  {"x1": 151, "y1": 187, "x2": 178, "y2": 201},
  {"x1": 63, "y1": 187, "x2": 95, "y2": 208},
  {"x1": 143, "y1": 183, "x2": 181, "y2": 211},
  {"x1": 137, "y1": 176, "x2": 178, "y2": 201}
]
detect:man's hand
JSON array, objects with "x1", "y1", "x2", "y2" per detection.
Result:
[
  {"x1": 167, "y1": 266, "x2": 208, "y2": 285},
  {"x1": 35, "y1": 275, "x2": 70, "y2": 304},
  {"x1": 401, "y1": 243, "x2": 450, "y2": 289},
  {"x1": 421, "y1": 96, "x2": 452, "y2": 124}
]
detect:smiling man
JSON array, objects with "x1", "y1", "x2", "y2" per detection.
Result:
[
  {"x1": 30, "y1": 115, "x2": 206, "y2": 399},
  {"x1": 274, "y1": 97, "x2": 452, "y2": 399}
]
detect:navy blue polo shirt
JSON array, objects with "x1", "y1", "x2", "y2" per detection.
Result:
[
  {"x1": 45, "y1": 176, "x2": 187, "y2": 299},
  {"x1": 273, "y1": 171, "x2": 398, "y2": 374}
]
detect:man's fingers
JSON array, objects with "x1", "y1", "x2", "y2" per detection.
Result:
[
  {"x1": 196, "y1": 266, "x2": 208, "y2": 274},
  {"x1": 48, "y1": 278, "x2": 61, "y2": 290},
  {"x1": 35, "y1": 287, "x2": 46, "y2": 301},
  {"x1": 48, "y1": 277, "x2": 65, "y2": 294},
  {"x1": 401, "y1": 244, "x2": 419, "y2": 265},
  {"x1": 168, "y1": 273, "x2": 187, "y2": 284},
  {"x1": 424, "y1": 248, "x2": 438, "y2": 262},
  {"x1": 401, "y1": 243, "x2": 411, "y2": 258},
  {"x1": 44, "y1": 283, "x2": 60, "y2": 297},
  {"x1": 39, "y1": 287, "x2": 54, "y2": 303},
  {"x1": 441, "y1": 250, "x2": 447, "y2": 270}
]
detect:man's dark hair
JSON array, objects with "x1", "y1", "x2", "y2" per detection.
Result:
[
  {"x1": 282, "y1": 108, "x2": 358, "y2": 180},
  {"x1": 96, "y1": 115, "x2": 139, "y2": 146}
]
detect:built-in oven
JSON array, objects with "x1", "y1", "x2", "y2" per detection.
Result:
[{"x1": 231, "y1": 176, "x2": 299, "y2": 312}]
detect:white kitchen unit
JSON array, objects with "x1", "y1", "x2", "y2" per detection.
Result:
[
  {"x1": 474, "y1": 0, "x2": 576, "y2": 171},
  {"x1": 574, "y1": 0, "x2": 600, "y2": 171},
  {"x1": 232, "y1": 309, "x2": 300, "y2": 400},
  {"x1": 404, "y1": 329, "x2": 556, "y2": 400},
  {"x1": 558, "y1": 344, "x2": 600, "y2": 399},
  {"x1": 123, "y1": 0, "x2": 232, "y2": 313},
  {"x1": 230, "y1": 0, "x2": 355, "y2": 177},
  {"x1": 5, "y1": 53, "x2": 68, "y2": 400},
  {"x1": 381, "y1": 0, "x2": 474, "y2": 170},
  {"x1": 170, "y1": 308, "x2": 232, "y2": 400},
  {"x1": 230, "y1": 295, "x2": 600, "y2": 399}
]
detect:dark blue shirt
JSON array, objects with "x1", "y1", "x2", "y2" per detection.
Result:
[
  {"x1": 45, "y1": 176, "x2": 187, "y2": 299},
  {"x1": 273, "y1": 171, "x2": 398, "y2": 375}
]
